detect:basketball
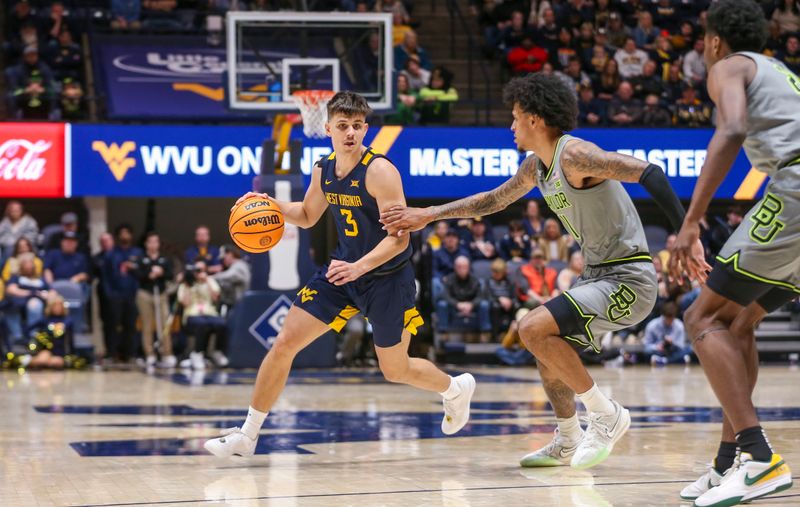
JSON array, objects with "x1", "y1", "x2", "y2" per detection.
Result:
[{"x1": 228, "y1": 197, "x2": 284, "y2": 253}]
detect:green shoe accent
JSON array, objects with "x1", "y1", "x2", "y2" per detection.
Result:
[
  {"x1": 744, "y1": 459, "x2": 785, "y2": 486},
  {"x1": 520, "y1": 455, "x2": 564, "y2": 467},
  {"x1": 571, "y1": 447, "x2": 611, "y2": 470},
  {"x1": 692, "y1": 496, "x2": 744, "y2": 507},
  {"x1": 744, "y1": 479, "x2": 793, "y2": 503}
]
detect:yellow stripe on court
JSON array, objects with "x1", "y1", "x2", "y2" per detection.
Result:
[{"x1": 734, "y1": 167, "x2": 768, "y2": 200}]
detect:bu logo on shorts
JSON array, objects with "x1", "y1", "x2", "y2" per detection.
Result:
[
  {"x1": 749, "y1": 193, "x2": 786, "y2": 244},
  {"x1": 297, "y1": 286, "x2": 318, "y2": 303},
  {"x1": 607, "y1": 284, "x2": 637, "y2": 322}
]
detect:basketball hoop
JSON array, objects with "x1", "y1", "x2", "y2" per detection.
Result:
[{"x1": 291, "y1": 90, "x2": 337, "y2": 139}]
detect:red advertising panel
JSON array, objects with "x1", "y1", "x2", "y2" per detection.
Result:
[{"x1": 0, "y1": 122, "x2": 66, "y2": 198}]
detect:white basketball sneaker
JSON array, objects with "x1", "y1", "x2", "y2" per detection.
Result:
[
  {"x1": 680, "y1": 463, "x2": 725, "y2": 500},
  {"x1": 204, "y1": 427, "x2": 257, "y2": 457},
  {"x1": 520, "y1": 428, "x2": 583, "y2": 467},
  {"x1": 571, "y1": 399, "x2": 631, "y2": 469},
  {"x1": 693, "y1": 452, "x2": 792, "y2": 507},
  {"x1": 441, "y1": 373, "x2": 476, "y2": 435}
]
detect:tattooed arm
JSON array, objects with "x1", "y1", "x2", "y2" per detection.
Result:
[
  {"x1": 379, "y1": 154, "x2": 539, "y2": 236},
  {"x1": 560, "y1": 138, "x2": 648, "y2": 184}
]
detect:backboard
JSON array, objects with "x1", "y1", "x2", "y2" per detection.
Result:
[{"x1": 226, "y1": 12, "x2": 393, "y2": 112}]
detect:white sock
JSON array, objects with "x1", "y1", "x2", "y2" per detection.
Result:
[
  {"x1": 577, "y1": 384, "x2": 615, "y2": 415},
  {"x1": 556, "y1": 413, "x2": 583, "y2": 442},
  {"x1": 439, "y1": 376, "x2": 462, "y2": 400},
  {"x1": 241, "y1": 406, "x2": 268, "y2": 440}
]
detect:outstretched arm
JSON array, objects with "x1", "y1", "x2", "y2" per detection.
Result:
[
  {"x1": 232, "y1": 164, "x2": 329, "y2": 229},
  {"x1": 379, "y1": 154, "x2": 539, "y2": 236},
  {"x1": 669, "y1": 57, "x2": 751, "y2": 284},
  {"x1": 326, "y1": 159, "x2": 410, "y2": 285}
]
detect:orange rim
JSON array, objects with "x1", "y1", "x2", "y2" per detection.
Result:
[{"x1": 291, "y1": 90, "x2": 336, "y2": 106}]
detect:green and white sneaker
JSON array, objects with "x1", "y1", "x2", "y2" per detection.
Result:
[
  {"x1": 570, "y1": 399, "x2": 630, "y2": 470},
  {"x1": 693, "y1": 452, "x2": 792, "y2": 507},
  {"x1": 520, "y1": 428, "x2": 583, "y2": 467},
  {"x1": 680, "y1": 463, "x2": 725, "y2": 500}
]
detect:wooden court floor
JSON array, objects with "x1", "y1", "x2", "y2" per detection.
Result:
[{"x1": 2, "y1": 365, "x2": 799, "y2": 507}]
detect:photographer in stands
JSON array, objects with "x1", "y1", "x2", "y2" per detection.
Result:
[{"x1": 177, "y1": 261, "x2": 226, "y2": 370}]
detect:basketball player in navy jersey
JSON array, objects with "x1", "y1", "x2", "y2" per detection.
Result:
[{"x1": 205, "y1": 91, "x2": 476, "y2": 457}]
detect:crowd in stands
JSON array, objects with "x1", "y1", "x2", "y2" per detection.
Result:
[
  {"x1": 419, "y1": 198, "x2": 751, "y2": 367},
  {"x1": 3, "y1": 0, "x2": 462, "y2": 124},
  {"x1": 4, "y1": 1, "x2": 87, "y2": 120},
  {"x1": 0, "y1": 201, "x2": 251, "y2": 370},
  {"x1": 475, "y1": 0, "x2": 800, "y2": 127},
  {"x1": 4, "y1": 1, "x2": 799, "y2": 124}
]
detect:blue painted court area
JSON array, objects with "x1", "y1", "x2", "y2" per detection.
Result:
[{"x1": 33, "y1": 402, "x2": 800, "y2": 457}]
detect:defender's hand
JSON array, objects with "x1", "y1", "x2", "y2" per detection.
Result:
[
  {"x1": 669, "y1": 222, "x2": 712, "y2": 285},
  {"x1": 379, "y1": 206, "x2": 432, "y2": 237},
  {"x1": 232, "y1": 192, "x2": 270, "y2": 211},
  {"x1": 326, "y1": 260, "x2": 366, "y2": 286}
]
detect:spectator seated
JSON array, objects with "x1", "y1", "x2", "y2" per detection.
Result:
[
  {"x1": 435, "y1": 256, "x2": 491, "y2": 343},
  {"x1": 5, "y1": 256, "x2": 51, "y2": 347},
  {"x1": 644, "y1": 301, "x2": 691, "y2": 365},
  {"x1": 432, "y1": 228, "x2": 468, "y2": 299}
]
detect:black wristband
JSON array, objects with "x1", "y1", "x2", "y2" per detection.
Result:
[{"x1": 639, "y1": 164, "x2": 686, "y2": 231}]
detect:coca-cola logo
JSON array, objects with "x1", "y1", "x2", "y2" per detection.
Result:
[{"x1": 0, "y1": 139, "x2": 51, "y2": 181}]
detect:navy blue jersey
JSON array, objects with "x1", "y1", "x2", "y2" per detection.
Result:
[{"x1": 318, "y1": 147, "x2": 412, "y2": 275}]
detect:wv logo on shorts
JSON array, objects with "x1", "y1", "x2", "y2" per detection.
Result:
[
  {"x1": 92, "y1": 141, "x2": 137, "y2": 182},
  {"x1": 297, "y1": 286, "x2": 318, "y2": 303},
  {"x1": 607, "y1": 284, "x2": 637, "y2": 322}
]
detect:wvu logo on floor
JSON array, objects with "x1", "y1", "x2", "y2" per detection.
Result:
[
  {"x1": 298, "y1": 287, "x2": 317, "y2": 303},
  {"x1": 92, "y1": 141, "x2": 137, "y2": 182}
]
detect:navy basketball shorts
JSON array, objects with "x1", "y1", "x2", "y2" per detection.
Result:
[{"x1": 293, "y1": 261, "x2": 423, "y2": 348}]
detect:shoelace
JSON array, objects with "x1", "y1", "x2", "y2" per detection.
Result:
[
  {"x1": 580, "y1": 412, "x2": 609, "y2": 446},
  {"x1": 719, "y1": 453, "x2": 744, "y2": 485},
  {"x1": 219, "y1": 426, "x2": 241, "y2": 437}
]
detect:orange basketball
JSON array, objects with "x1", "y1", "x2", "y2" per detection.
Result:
[{"x1": 228, "y1": 196, "x2": 284, "y2": 253}]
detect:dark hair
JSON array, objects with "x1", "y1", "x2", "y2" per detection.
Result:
[
  {"x1": 13, "y1": 237, "x2": 34, "y2": 256},
  {"x1": 430, "y1": 66, "x2": 454, "y2": 90},
  {"x1": 326, "y1": 91, "x2": 373, "y2": 119},
  {"x1": 726, "y1": 205, "x2": 744, "y2": 216},
  {"x1": 776, "y1": 0, "x2": 800, "y2": 15},
  {"x1": 114, "y1": 223, "x2": 133, "y2": 236},
  {"x1": 661, "y1": 301, "x2": 679, "y2": 319},
  {"x1": 223, "y1": 244, "x2": 242, "y2": 259},
  {"x1": 503, "y1": 73, "x2": 578, "y2": 132},
  {"x1": 144, "y1": 231, "x2": 160, "y2": 243},
  {"x1": 706, "y1": 0, "x2": 768, "y2": 53},
  {"x1": 508, "y1": 219, "x2": 524, "y2": 232}
]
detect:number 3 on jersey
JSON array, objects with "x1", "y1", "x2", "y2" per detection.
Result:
[{"x1": 340, "y1": 209, "x2": 359, "y2": 237}]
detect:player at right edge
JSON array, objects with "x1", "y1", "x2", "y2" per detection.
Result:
[{"x1": 670, "y1": 1, "x2": 796, "y2": 506}]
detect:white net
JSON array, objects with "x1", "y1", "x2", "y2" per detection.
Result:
[{"x1": 290, "y1": 90, "x2": 336, "y2": 139}]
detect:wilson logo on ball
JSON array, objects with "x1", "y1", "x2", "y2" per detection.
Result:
[{"x1": 244, "y1": 215, "x2": 282, "y2": 227}]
